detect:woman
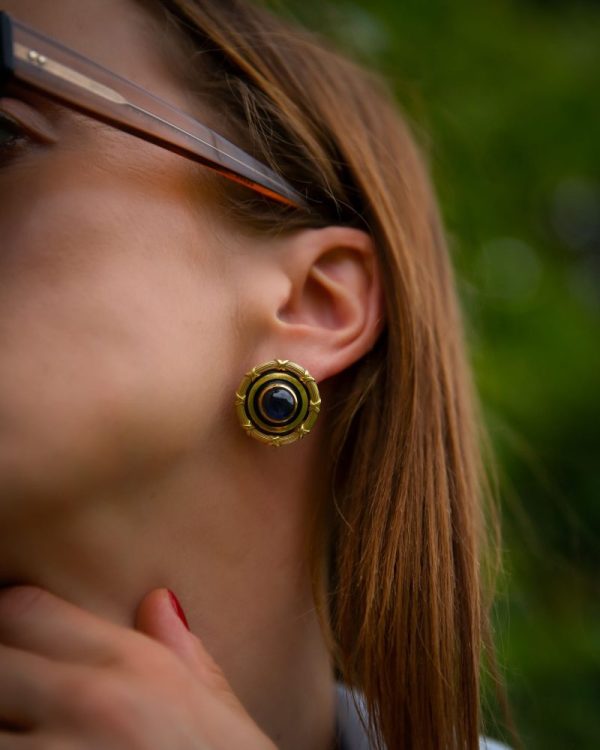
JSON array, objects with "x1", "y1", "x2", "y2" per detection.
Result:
[{"x1": 0, "y1": 0, "x2": 508, "y2": 748}]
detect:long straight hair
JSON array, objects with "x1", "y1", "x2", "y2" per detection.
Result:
[{"x1": 140, "y1": 1, "x2": 501, "y2": 747}]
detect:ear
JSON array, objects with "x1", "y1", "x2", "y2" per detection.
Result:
[{"x1": 262, "y1": 226, "x2": 385, "y2": 383}]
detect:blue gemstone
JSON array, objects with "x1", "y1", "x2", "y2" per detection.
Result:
[{"x1": 262, "y1": 386, "x2": 297, "y2": 422}]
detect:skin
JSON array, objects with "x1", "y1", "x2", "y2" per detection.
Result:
[
  {"x1": 0, "y1": 586, "x2": 280, "y2": 749},
  {"x1": 0, "y1": 0, "x2": 384, "y2": 747}
]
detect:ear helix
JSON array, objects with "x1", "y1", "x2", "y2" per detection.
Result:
[{"x1": 235, "y1": 359, "x2": 321, "y2": 446}]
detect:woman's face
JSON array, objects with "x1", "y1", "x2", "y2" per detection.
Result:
[{"x1": 0, "y1": 0, "x2": 252, "y2": 515}]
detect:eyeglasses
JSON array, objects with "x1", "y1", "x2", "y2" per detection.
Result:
[{"x1": 0, "y1": 11, "x2": 306, "y2": 209}]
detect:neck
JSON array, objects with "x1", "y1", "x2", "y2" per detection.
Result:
[{"x1": 0, "y1": 437, "x2": 335, "y2": 750}]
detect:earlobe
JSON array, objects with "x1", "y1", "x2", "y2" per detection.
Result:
[{"x1": 274, "y1": 226, "x2": 385, "y2": 383}]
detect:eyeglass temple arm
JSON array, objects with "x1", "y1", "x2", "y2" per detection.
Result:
[{"x1": 0, "y1": 11, "x2": 306, "y2": 209}]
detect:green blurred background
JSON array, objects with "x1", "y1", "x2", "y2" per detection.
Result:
[{"x1": 280, "y1": 0, "x2": 599, "y2": 746}]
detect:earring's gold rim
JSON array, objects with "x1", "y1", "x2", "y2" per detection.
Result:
[{"x1": 235, "y1": 359, "x2": 321, "y2": 447}]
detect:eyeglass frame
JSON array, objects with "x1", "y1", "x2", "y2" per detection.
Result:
[{"x1": 0, "y1": 10, "x2": 307, "y2": 209}]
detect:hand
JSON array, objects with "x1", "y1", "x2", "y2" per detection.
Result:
[{"x1": 0, "y1": 586, "x2": 277, "y2": 749}]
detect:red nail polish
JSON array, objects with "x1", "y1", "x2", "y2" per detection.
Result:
[{"x1": 167, "y1": 590, "x2": 190, "y2": 630}]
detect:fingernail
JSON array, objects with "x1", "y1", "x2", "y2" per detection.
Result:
[{"x1": 167, "y1": 590, "x2": 190, "y2": 630}]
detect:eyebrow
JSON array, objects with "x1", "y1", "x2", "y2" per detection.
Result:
[{"x1": 0, "y1": 10, "x2": 307, "y2": 208}]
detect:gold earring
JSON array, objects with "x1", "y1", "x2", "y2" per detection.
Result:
[{"x1": 235, "y1": 359, "x2": 321, "y2": 446}]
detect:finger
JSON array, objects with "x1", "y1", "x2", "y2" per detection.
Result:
[
  {"x1": 135, "y1": 589, "x2": 198, "y2": 665},
  {"x1": 136, "y1": 589, "x2": 236, "y2": 697},
  {"x1": 0, "y1": 736, "x2": 41, "y2": 749},
  {"x1": 0, "y1": 586, "x2": 129, "y2": 665},
  {"x1": 0, "y1": 735, "x2": 65, "y2": 750},
  {"x1": 0, "y1": 644, "x2": 57, "y2": 728}
]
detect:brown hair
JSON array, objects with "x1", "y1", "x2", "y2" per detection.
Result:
[{"x1": 138, "y1": 1, "x2": 503, "y2": 747}]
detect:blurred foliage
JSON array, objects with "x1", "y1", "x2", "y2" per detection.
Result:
[{"x1": 276, "y1": 0, "x2": 600, "y2": 747}]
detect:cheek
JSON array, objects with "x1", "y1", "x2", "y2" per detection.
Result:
[{"x1": 0, "y1": 166, "x2": 236, "y2": 507}]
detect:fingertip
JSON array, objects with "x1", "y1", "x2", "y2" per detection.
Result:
[
  {"x1": 136, "y1": 592, "x2": 236, "y2": 697},
  {"x1": 135, "y1": 588, "x2": 172, "y2": 627},
  {"x1": 135, "y1": 588, "x2": 200, "y2": 665}
]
